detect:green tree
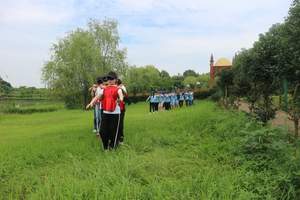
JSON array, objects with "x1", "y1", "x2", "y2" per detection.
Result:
[
  {"x1": 0, "y1": 77, "x2": 13, "y2": 97},
  {"x1": 197, "y1": 73, "x2": 210, "y2": 88},
  {"x1": 124, "y1": 65, "x2": 161, "y2": 94},
  {"x1": 42, "y1": 19, "x2": 127, "y2": 108},
  {"x1": 284, "y1": 0, "x2": 300, "y2": 137},
  {"x1": 171, "y1": 74, "x2": 184, "y2": 89},
  {"x1": 183, "y1": 76, "x2": 198, "y2": 89},
  {"x1": 217, "y1": 69, "x2": 234, "y2": 108},
  {"x1": 183, "y1": 69, "x2": 198, "y2": 77}
]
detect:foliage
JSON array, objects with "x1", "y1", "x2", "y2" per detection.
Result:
[
  {"x1": 0, "y1": 77, "x2": 13, "y2": 96},
  {"x1": 171, "y1": 74, "x2": 185, "y2": 89},
  {"x1": 183, "y1": 69, "x2": 198, "y2": 77},
  {"x1": 124, "y1": 65, "x2": 163, "y2": 94},
  {"x1": 284, "y1": 0, "x2": 300, "y2": 137},
  {"x1": 197, "y1": 73, "x2": 210, "y2": 89},
  {"x1": 42, "y1": 19, "x2": 127, "y2": 108},
  {"x1": 236, "y1": 127, "x2": 300, "y2": 199},
  {"x1": 222, "y1": 1, "x2": 300, "y2": 129},
  {"x1": 216, "y1": 69, "x2": 234, "y2": 108},
  {"x1": 183, "y1": 76, "x2": 198, "y2": 89}
]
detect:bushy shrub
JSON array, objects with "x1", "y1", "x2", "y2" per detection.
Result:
[
  {"x1": 253, "y1": 104, "x2": 277, "y2": 124},
  {"x1": 236, "y1": 127, "x2": 300, "y2": 199},
  {"x1": 64, "y1": 95, "x2": 82, "y2": 109}
]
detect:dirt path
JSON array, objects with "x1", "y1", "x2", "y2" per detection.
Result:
[{"x1": 239, "y1": 101, "x2": 295, "y2": 132}]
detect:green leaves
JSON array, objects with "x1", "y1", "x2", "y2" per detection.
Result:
[{"x1": 42, "y1": 19, "x2": 127, "y2": 108}]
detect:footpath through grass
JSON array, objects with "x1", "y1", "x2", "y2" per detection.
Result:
[{"x1": 0, "y1": 101, "x2": 299, "y2": 199}]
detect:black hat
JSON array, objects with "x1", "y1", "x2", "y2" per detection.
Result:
[
  {"x1": 102, "y1": 76, "x2": 108, "y2": 82},
  {"x1": 96, "y1": 76, "x2": 103, "y2": 84},
  {"x1": 107, "y1": 71, "x2": 118, "y2": 80}
]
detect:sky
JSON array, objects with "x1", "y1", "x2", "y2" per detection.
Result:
[{"x1": 0, "y1": 0, "x2": 293, "y2": 87}]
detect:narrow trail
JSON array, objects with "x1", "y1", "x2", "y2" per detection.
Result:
[{"x1": 239, "y1": 101, "x2": 295, "y2": 132}]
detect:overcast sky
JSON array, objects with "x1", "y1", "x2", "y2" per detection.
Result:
[{"x1": 0, "y1": 0, "x2": 293, "y2": 87}]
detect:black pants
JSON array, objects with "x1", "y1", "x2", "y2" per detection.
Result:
[
  {"x1": 165, "y1": 102, "x2": 171, "y2": 110},
  {"x1": 150, "y1": 103, "x2": 155, "y2": 112},
  {"x1": 154, "y1": 103, "x2": 159, "y2": 111},
  {"x1": 100, "y1": 113, "x2": 121, "y2": 150},
  {"x1": 118, "y1": 111, "x2": 125, "y2": 142},
  {"x1": 185, "y1": 100, "x2": 189, "y2": 106},
  {"x1": 179, "y1": 100, "x2": 184, "y2": 107}
]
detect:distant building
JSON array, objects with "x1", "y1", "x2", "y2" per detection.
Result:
[{"x1": 209, "y1": 54, "x2": 232, "y2": 86}]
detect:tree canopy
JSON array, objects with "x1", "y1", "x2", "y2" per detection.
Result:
[{"x1": 42, "y1": 19, "x2": 127, "y2": 108}]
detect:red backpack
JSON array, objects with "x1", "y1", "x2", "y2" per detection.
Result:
[{"x1": 102, "y1": 86, "x2": 119, "y2": 112}]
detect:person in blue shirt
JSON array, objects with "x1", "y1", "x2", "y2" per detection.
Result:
[
  {"x1": 164, "y1": 93, "x2": 171, "y2": 110},
  {"x1": 174, "y1": 93, "x2": 179, "y2": 108},
  {"x1": 179, "y1": 92, "x2": 184, "y2": 108},
  {"x1": 158, "y1": 93, "x2": 164, "y2": 111},
  {"x1": 170, "y1": 93, "x2": 177, "y2": 109},
  {"x1": 153, "y1": 93, "x2": 160, "y2": 111},
  {"x1": 189, "y1": 91, "x2": 194, "y2": 105},
  {"x1": 146, "y1": 93, "x2": 156, "y2": 113},
  {"x1": 184, "y1": 92, "x2": 190, "y2": 107}
]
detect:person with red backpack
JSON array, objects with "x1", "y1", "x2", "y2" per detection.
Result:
[{"x1": 87, "y1": 72, "x2": 123, "y2": 150}]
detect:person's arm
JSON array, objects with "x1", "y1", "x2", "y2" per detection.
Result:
[
  {"x1": 118, "y1": 89, "x2": 124, "y2": 102},
  {"x1": 86, "y1": 88, "x2": 103, "y2": 109},
  {"x1": 86, "y1": 96, "x2": 98, "y2": 109},
  {"x1": 121, "y1": 85, "x2": 127, "y2": 95}
]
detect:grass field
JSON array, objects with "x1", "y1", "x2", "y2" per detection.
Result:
[{"x1": 0, "y1": 101, "x2": 299, "y2": 199}]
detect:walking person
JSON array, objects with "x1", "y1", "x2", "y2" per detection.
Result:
[
  {"x1": 94, "y1": 77, "x2": 104, "y2": 137},
  {"x1": 87, "y1": 72, "x2": 124, "y2": 150},
  {"x1": 158, "y1": 93, "x2": 164, "y2": 111},
  {"x1": 184, "y1": 92, "x2": 190, "y2": 107},
  {"x1": 88, "y1": 78, "x2": 104, "y2": 135},
  {"x1": 179, "y1": 92, "x2": 184, "y2": 108},
  {"x1": 89, "y1": 84, "x2": 98, "y2": 133},
  {"x1": 165, "y1": 93, "x2": 171, "y2": 110},
  {"x1": 146, "y1": 93, "x2": 156, "y2": 113},
  {"x1": 153, "y1": 93, "x2": 159, "y2": 111}
]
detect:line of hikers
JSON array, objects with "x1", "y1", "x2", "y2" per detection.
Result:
[
  {"x1": 146, "y1": 91, "x2": 194, "y2": 112},
  {"x1": 86, "y1": 71, "x2": 127, "y2": 151}
]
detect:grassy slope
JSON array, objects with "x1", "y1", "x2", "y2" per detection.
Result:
[{"x1": 0, "y1": 101, "x2": 276, "y2": 199}]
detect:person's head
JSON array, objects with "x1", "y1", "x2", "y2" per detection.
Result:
[
  {"x1": 106, "y1": 71, "x2": 118, "y2": 85},
  {"x1": 116, "y1": 78, "x2": 122, "y2": 86},
  {"x1": 102, "y1": 76, "x2": 108, "y2": 85},
  {"x1": 96, "y1": 77, "x2": 103, "y2": 86}
]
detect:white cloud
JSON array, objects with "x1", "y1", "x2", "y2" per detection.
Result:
[{"x1": 0, "y1": 0, "x2": 75, "y2": 25}]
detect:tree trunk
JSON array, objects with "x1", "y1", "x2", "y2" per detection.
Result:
[
  {"x1": 82, "y1": 81, "x2": 89, "y2": 109},
  {"x1": 224, "y1": 86, "x2": 228, "y2": 108},
  {"x1": 293, "y1": 84, "x2": 300, "y2": 138},
  {"x1": 295, "y1": 119, "x2": 299, "y2": 138},
  {"x1": 279, "y1": 95, "x2": 282, "y2": 109}
]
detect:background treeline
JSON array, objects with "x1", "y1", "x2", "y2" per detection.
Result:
[
  {"x1": 214, "y1": 0, "x2": 300, "y2": 137},
  {"x1": 0, "y1": 77, "x2": 49, "y2": 100}
]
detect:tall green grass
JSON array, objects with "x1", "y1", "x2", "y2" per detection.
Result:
[{"x1": 0, "y1": 101, "x2": 299, "y2": 199}]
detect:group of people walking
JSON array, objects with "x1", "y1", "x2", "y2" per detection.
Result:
[
  {"x1": 86, "y1": 71, "x2": 127, "y2": 151},
  {"x1": 86, "y1": 72, "x2": 195, "y2": 151},
  {"x1": 147, "y1": 91, "x2": 194, "y2": 112}
]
